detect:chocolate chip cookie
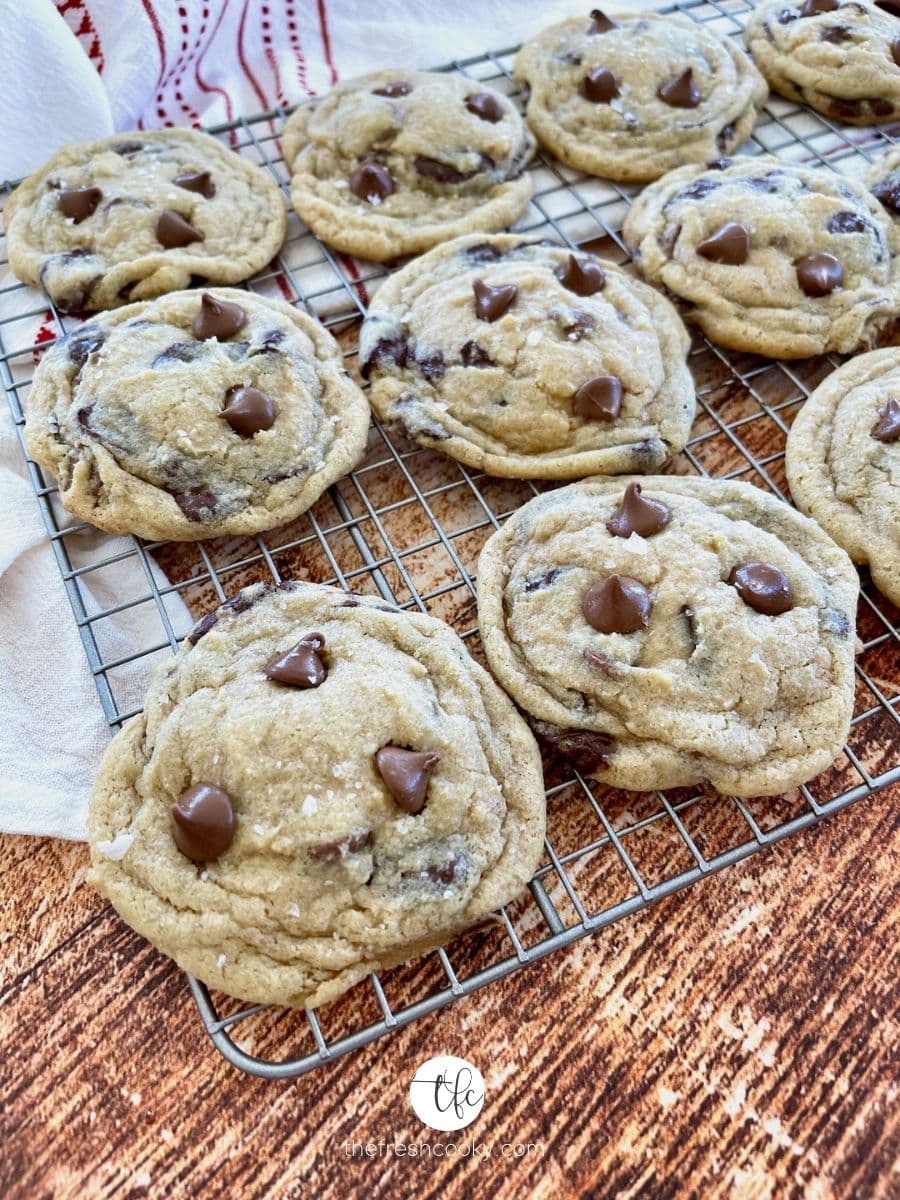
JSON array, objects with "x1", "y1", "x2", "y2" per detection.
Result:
[
  {"x1": 281, "y1": 70, "x2": 535, "y2": 262},
  {"x1": 5, "y1": 130, "x2": 286, "y2": 313},
  {"x1": 786, "y1": 348, "x2": 899, "y2": 605},
  {"x1": 477, "y1": 476, "x2": 859, "y2": 796},
  {"x1": 513, "y1": 10, "x2": 767, "y2": 183},
  {"x1": 89, "y1": 581, "x2": 546, "y2": 1009},
  {"x1": 360, "y1": 234, "x2": 695, "y2": 479},
  {"x1": 623, "y1": 154, "x2": 900, "y2": 358},
  {"x1": 745, "y1": 0, "x2": 900, "y2": 125},
  {"x1": 868, "y1": 143, "x2": 900, "y2": 220},
  {"x1": 24, "y1": 288, "x2": 369, "y2": 541}
]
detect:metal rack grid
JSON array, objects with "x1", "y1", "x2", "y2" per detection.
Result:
[{"x1": 1, "y1": 0, "x2": 898, "y2": 1079}]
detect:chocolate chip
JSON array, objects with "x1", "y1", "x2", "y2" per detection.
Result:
[
  {"x1": 350, "y1": 161, "x2": 395, "y2": 203},
  {"x1": 871, "y1": 396, "x2": 900, "y2": 442},
  {"x1": 582, "y1": 574, "x2": 652, "y2": 634},
  {"x1": 171, "y1": 783, "x2": 236, "y2": 862},
  {"x1": 187, "y1": 611, "x2": 219, "y2": 645},
  {"x1": 717, "y1": 123, "x2": 736, "y2": 153},
  {"x1": 422, "y1": 857, "x2": 464, "y2": 887},
  {"x1": 375, "y1": 746, "x2": 440, "y2": 814},
  {"x1": 111, "y1": 141, "x2": 145, "y2": 155},
  {"x1": 192, "y1": 292, "x2": 247, "y2": 340},
  {"x1": 466, "y1": 92, "x2": 503, "y2": 122},
  {"x1": 172, "y1": 487, "x2": 218, "y2": 522},
  {"x1": 697, "y1": 221, "x2": 750, "y2": 265},
  {"x1": 473, "y1": 278, "x2": 517, "y2": 321},
  {"x1": 657, "y1": 68, "x2": 701, "y2": 108},
  {"x1": 828, "y1": 211, "x2": 871, "y2": 234},
  {"x1": 413, "y1": 156, "x2": 467, "y2": 184},
  {"x1": 795, "y1": 252, "x2": 843, "y2": 297},
  {"x1": 588, "y1": 9, "x2": 618, "y2": 33},
  {"x1": 174, "y1": 170, "x2": 216, "y2": 198},
  {"x1": 417, "y1": 350, "x2": 445, "y2": 382},
  {"x1": 707, "y1": 157, "x2": 733, "y2": 171},
  {"x1": 221, "y1": 386, "x2": 277, "y2": 437},
  {"x1": 671, "y1": 178, "x2": 721, "y2": 204},
  {"x1": 556, "y1": 253, "x2": 605, "y2": 295},
  {"x1": 821, "y1": 24, "x2": 852, "y2": 41},
  {"x1": 525, "y1": 567, "x2": 561, "y2": 592},
  {"x1": 460, "y1": 340, "x2": 494, "y2": 367},
  {"x1": 156, "y1": 209, "x2": 204, "y2": 248},
  {"x1": 309, "y1": 831, "x2": 373, "y2": 861},
  {"x1": 872, "y1": 177, "x2": 900, "y2": 215},
  {"x1": 265, "y1": 633, "x2": 327, "y2": 687},
  {"x1": 606, "y1": 482, "x2": 670, "y2": 538},
  {"x1": 828, "y1": 97, "x2": 865, "y2": 120},
  {"x1": 580, "y1": 67, "x2": 619, "y2": 103},
  {"x1": 151, "y1": 341, "x2": 205, "y2": 366},
  {"x1": 558, "y1": 311, "x2": 595, "y2": 341},
  {"x1": 58, "y1": 187, "x2": 102, "y2": 223},
  {"x1": 530, "y1": 721, "x2": 616, "y2": 771},
  {"x1": 799, "y1": 0, "x2": 839, "y2": 14},
  {"x1": 728, "y1": 562, "x2": 794, "y2": 615},
  {"x1": 573, "y1": 375, "x2": 623, "y2": 421},
  {"x1": 361, "y1": 334, "x2": 409, "y2": 377},
  {"x1": 464, "y1": 242, "x2": 505, "y2": 264},
  {"x1": 893, "y1": 38, "x2": 900, "y2": 66},
  {"x1": 373, "y1": 80, "x2": 412, "y2": 96},
  {"x1": 187, "y1": 587, "x2": 268, "y2": 644},
  {"x1": 65, "y1": 327, "x2": 104, "y2": 367}
]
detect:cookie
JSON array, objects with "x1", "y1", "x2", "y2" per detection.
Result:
[
  {"x1": 359, "y1": 233, "x2": 695, "y2": 479},
  {"x1": 5, "y1": 129, "x2": 286, "y2": 313},
  {"x1": 281, "y1": 70, "x2": 535, "y2": 262},
  {"x1": 623, "y1": 154, "x2": 900, "y2": 358},
  {"x1": 477, "y1": 476, "x2": 859, "y2": 796},
  {"x1": 868, "y1": 143, "x2": 900, "y2": 220},
  {"x1": 88, "y1": 581, "x2": 546, "y2": 1009},
  {"x1": 786, "y1": 348, "x2": 899, "y2": 605},
  {"x1": 24, "y1": 288, "x2": 369, "y2": 541},
  {"x1": 513, "y1": 10, "x2": 767, "y2": 183},
  {"x1": 745, "y1": 0, "x2": 900, "y2": 125}
]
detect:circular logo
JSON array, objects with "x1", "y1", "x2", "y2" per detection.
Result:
[{"x1": 409, "y1": 1055, "x2": 485, "y2": 1131}]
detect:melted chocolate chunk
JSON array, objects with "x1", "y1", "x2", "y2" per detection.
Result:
[
  {"x1": 192, "y1": 292, "x2": 247, "y2": 340},
  {"x1": 187, "y1": 588, "x2": 270, "y2": 644},
  {"x1": 473, "y1": 278, "x2": 517, "y2": 321},
  {"x1": 795, "y1": 251, "x2": 843, "y2": 297},
  {"x1": 422, "y1": 857, "x2": 465, "y2": 887},
  {"x1": 64, "y1": 327, "x2": 105, "y2": 368},
  {"x1": 466, "y1": 92, "x2": 503, "y2": 122},
  {"x1": 717, "y1": 123, "x2": 736, "y2": 153},
  {"x1": 531, "y1": 721, "x2": 616, "y2": 772},
  {"x1": 58, "y1": 187, "x2": 102, "y2": 223},
  {"x1": 573, "y1": 375, "x2": 623, "y2": 421},
  {"x1": 658, "y1": 68, "x2": 701, "y2": 108},
  {"x1": 828, "y1": 211, "x2": 871, "y2": 235},
  {"x1": 558, "y1": 311, "x2": 595, "y2": 341},
  {"x1": 581, "y1": 67, "x2": 619, "y2": 103},
  {"x1": 588, "y1": 8, "x2": 618, "y2": 33},
  {"x1": 265, "y1": 633, "x2": 327, "y2": 687},
  {"x1": 172, "y1": 487, "x2": 219, "y2": 522},
  {"x1": 373, "y1": 80, "x2": 412, "y2": 96},
  {"x1": 524, "y1": 567, "x2": 561, "y2": 593},
  {"x1": 375, "y1": 746, "x2": 440, "y2": 814},
  {"x1": 893, "y1": 38, "x2": 900, "y2": 67},
  {"x1": 582, "y1": 574, "x2": 652, "y2": 634},
  {"x1": 309, "y1": 831, "x2": 373, "y2": 862},
  {"x1": 111, "y1": 141, "x2": 145, "y2": 155},
  {"x1": 171, "y1": 783, "x2": 236, "y2": 862},
  {"x1": 256, "y1": 329, "x2": 287, "y2": 354},
  {"x1": 777, "y1": 9, "x2": 801, "y2": 23},
  {"x1": 799, "y1": 0, "x2": 839, "y2": 13},
  {"x1": 822, "y1": 24, "x2": 853, "y2": 41},
  {"x1": 672, "y1": 178, "x2": 721, "y2": 204},
  {"x1": 464, "y1": 242, "x2": 505, "y2": 264},
  {"x1": 156, "y1": 209, "x2": 204, "y2": 248},
  {"x1": 460, "y1": 340, "x2": 494, "y2": 367},
  {"x1": 871, "y1": 396, "x2": 900, "y2": 442},
  {"x1": 361, "y1": 334, "x2": 409, "y2": 377},
  {"x1": 871, "y1": 177, "x2": 900, "y2": 215},
  {"x1": 221, "y1": 385, "x2": 277, "y2": 437},
  {"x1": 556, "y1": 253, "x2": 605, "y2": 295},
  {"x1": 697, "y1": 221, "x2": 750, "y2": 265},
  {"x1": 728, "y1": 562, "x2": 794, "y2": 615},
  {"x1": 557, "y1": 50, "x2": 583, "y2": 65},
  {"x1": 414, "y1": 156, "x2": 468, "y2": 184},
  {"x1": 174, "y1": 170, "x2": 216, "y2": 198},
  {"x1": 151, "y1": 341, "x2": 205, "y2": 367},
  {"x1": 417, "y1": 350, "x2": 445, "y2": 382},
  {"x1": 350, "y1": 161, "x2": 395, "y2": 203},
  {"x1": 606, "y1": 482, "x2": 670, "y2": 538},
  {"x1": 583, "y1": 648, "x2": 620, "y2": 676}
]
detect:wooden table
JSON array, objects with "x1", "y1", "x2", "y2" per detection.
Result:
[{"x1": 3, "y1": 781, "x2": 896, "y2": 1200}]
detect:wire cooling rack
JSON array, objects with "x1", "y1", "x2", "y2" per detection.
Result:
[{"x1": 2, "y1": 0, "x2": 898, "y2": 1079}]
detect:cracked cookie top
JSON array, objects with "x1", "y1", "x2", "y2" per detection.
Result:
[
  {"x1": 88, "y1": 581, "x2": 545, "y2": 1009},
  {"x1": 5, "y1": 129, "x2": 287, "y2": 312},
  {"x1": 281, "y1": 70, "x2": 535, "y2": 261}
]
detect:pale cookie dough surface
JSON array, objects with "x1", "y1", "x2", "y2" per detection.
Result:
[
  {"x1": 745, "y1": 0, "x2": 900, "y2": 125},
  {"x1": 24, "y1": 288, "x2": 370, "y2": 541},
  {"x1": 623, "y1": 154, "x2": 900, "y2": 358},
  {"x1": 513, "y1": 10, "x2": 767, "y2": 183},
  {"x1": 786, "y1": 348, "x2": 900, "y2": 605},
  {"x1": 868, "y1": 144, "x2": 900, "y2": 221},
  {"x1": 477, "y1": 476, "x2": 859, "y2": 796},
  {"x1": 5, "y1": 129, "x2": 287, "y2": 312},
  {"x1": 89, "y1": 582, "x2": 546, "y2": 1009},
  {"x1": 359, "y1": 234, "x2": 695, "y2": 479},
  {"x1": 281, "y1": 70, "x2": 535, "y2": 261}
]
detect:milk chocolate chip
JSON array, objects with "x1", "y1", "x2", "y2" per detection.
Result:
[
  {"x1": 171, "y1": 783, "x2": 236, "y2": 862},
  {"x1": 658, "y1": 68, "x2": 701, "y2": 108},
  {"x1": 376, "y1": 746, "x2": 440, "y2": 814},
  {"x1": 156, "y1": 209, "x2": 204, "y2": 247},
  {"x1": 588, "y1": 9, "x2": 618, "y2": 33},
  {"x1": 795, "y1": 252, "x2": 843, "y2": 297},
  {"x1": 265, "y1": 633, "x2": 327, "y2": 687},
  {"x1": 728, "y1": 562, "x2": 794, "y2": 615},
  {"x1": 556, "y1": 253, "x2": 605, "y2": 295},
  {"x1": 174, "y1": 170, "x2": 216, "y2": 198},
  {"x1": 58, "y1": 187, "x2": 102, "y2": 223},
  {"x1": 573, "y1": 375, "x2": 623, "y2": 421},
  {"x1": 350, "y1": 161, "x2": 395, "y2": 204},
  {"x1": 221, "y1": 386, "x2": 276, "y2": 436},
  {"x1": 582, "y1": 575, "x2": 652, "y2": 635},
  {"x1": 581, "y1": 67, "x2": 619, "y2": 103},
  {"x1": 373, "y1": 81, "x2": 412, "y2": 96},
  {"x1": 871, "y1": 396, "x2": 900, "y2": 442},
  {"x1": 799, "y1": 0, "x2": 839, "y2": 14},
  {"x1": 697, "y1": 221, "x2": 750, "y2": 264},
  {"x1": 466, "y1": 92, "x2": 503, "y2": 122},
  {"x1": 473, "y1": 278, "x2": 517, "y2": 321},
  {"x1": 606, "y1": 482, "x2": 670, "y2": 538},
  {"x1": 192, "y1": 292, "x2": 247, "y2": 340},
  {"x1": 893, "y1": 39, "x2": 900, "y2": 67}
]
